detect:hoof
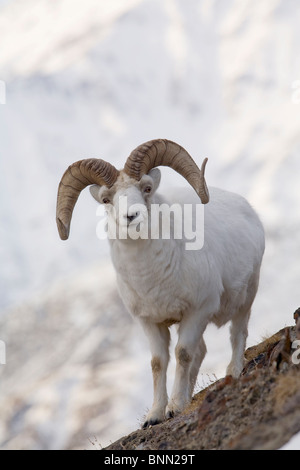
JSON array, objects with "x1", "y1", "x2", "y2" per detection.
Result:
[
  {"x1": 166, "y1": 410, "x2": 174, "y2": 420},
  {"x1": 142, "y1": 418, "x2": 161, "y2": 429}
]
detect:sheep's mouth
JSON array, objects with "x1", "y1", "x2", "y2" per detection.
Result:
[
  {"x1": 128, "y1": 221, "x2": 141, "y2": 229},
  {"x1": 125, "y1": 219, "x2": 150, "y2": 239}
]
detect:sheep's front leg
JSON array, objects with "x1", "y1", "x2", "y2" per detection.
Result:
[
  {"x1": 139, "y1": 320, "x2": 170, "y2": 428},
  {"x1": 166, "y1": 314, "x2": 206, "y2": 418}
]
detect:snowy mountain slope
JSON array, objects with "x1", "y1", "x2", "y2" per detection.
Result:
[
  {"x1": 0, "y1": 0, "x2": 300, "y2": 449},
  {"x1": 0, "y1": 0, "x2": 299, "y2": 318}
]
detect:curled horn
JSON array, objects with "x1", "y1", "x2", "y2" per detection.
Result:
[
  {"x1": 124, "y1": 139, "x2": 209, "y2": 204},
  {"x1": 56, "y1": 159, "x2": 119, "y2": 240}
]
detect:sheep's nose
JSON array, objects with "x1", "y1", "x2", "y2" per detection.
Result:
[{"x1": 126, "y1": 211, "x2": 140, "y2": 223}]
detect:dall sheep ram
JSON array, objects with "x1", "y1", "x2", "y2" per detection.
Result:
[{"x1": 56, "y1": 139, "x2": 265, "y2": 427}]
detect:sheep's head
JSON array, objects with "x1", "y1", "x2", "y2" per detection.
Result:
[
  {"x1": 56, "y1": 139, "x2": 209, "y2": 240},
  {"x1": 89, "y1": 169, "x2": 162, "y2": 240}
]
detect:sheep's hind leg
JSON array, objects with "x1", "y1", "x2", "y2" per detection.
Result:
[
  {"x1": 226, "y1": 309, "x2": 250, "y2": 378},
  {"x1": 189, "y1": 337, "x2": 207, "y2": 396}
]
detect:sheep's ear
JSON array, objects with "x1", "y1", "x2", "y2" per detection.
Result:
[
  {"x1": 89, "y1": 184, "x2": 102, "y2": 202},
  {"x1": 148, "y1": 168, "x2": 161, "y2": 191}
]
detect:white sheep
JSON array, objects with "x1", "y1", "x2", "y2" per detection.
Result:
[{"x1": 56, "y1": 139, "x2": 265, "y2": 427}]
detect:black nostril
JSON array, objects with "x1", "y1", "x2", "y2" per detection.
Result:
[{"x1": 127, "y1": 211, "x2": 140, "y2": 222}]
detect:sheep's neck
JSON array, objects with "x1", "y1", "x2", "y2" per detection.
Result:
[{"x1": 111, "y1": 237, "x2": 181, "y2": 280}]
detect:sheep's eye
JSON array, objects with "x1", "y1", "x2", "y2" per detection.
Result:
[
  {"x1": 144, "y1": 186, "x2": 152, "y2": 194},
  {"x1": 102, "y1": 197, "x2": 110, "y2": 204}
]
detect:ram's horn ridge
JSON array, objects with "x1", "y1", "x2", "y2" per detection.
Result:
[
  {"x1": 124, "y1": 139, "x2": 209, "y2": 204},
  {"x1": 56, "y1": 158, "x2": 119, "y2": 240}
]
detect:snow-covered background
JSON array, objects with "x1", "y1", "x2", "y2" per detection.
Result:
[{"x1": 0, "y1": 0, "x2": 299, "y2": 450}]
